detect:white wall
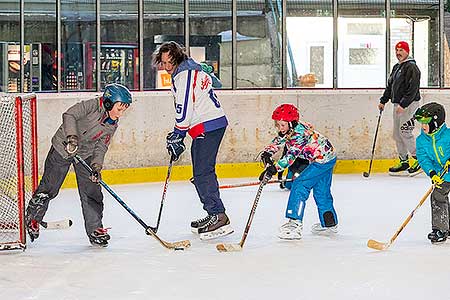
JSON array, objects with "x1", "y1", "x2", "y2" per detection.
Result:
[{"x1": 35, "y1": 89, "x2": 450, "y2": 171}]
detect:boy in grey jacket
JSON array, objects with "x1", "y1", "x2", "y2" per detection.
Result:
[{"x1": 25, "y1": 83, "x2": 132, "y2": 247}]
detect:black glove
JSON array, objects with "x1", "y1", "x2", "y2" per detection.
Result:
[
  {"x1": 65, "y1": 135, "x2": 78, "y2": 156},
  {"x1": 166, "y1": 132, "x2": 186, "y2": 161},
  {"x1": 260, "y1": 151, "x2": 273, "y2": 166},
  {"x1": 259, "y1": 151, "x2": 277, "y2": 181},
  {"x1": 90, "y1": 163, "x2": 102, "y2": 184},
  {"x1": 259, "y1": 163, "x2": 278, "y2": 181}
]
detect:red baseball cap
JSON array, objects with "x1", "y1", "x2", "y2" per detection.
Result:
[{"x1": 395, "y1": 41, "x2": 410, "y2": 54}]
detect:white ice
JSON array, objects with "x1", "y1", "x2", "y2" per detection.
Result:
[{"x1": 2, "y1": 173, "x2": 449, "y2": 300}]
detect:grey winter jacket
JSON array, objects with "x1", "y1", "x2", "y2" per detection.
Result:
[{"x1": 51, "y1": 97, "x2": 118, "y2": 167}]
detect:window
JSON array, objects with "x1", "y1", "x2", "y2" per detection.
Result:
[
  {"x1": 445, "y1": 5, "x2": 450, "y2": 87},
  {"x1": 237, "y1": 0, "x2": 282, "y2": 88},
  {"x1": 337, "y1": 0, "x2": 386, "y2": 88},
  {"x1": 143, "y1": 0, "x2": 184, "y2": 90},
  {"x1": 99, "y1": 0, "x2": 139, "y2": 90},
  {"x1": 190, "y1": 0, "x2": 232, "y2": 88},
  {"x1": 144, "y1": 0, "x2": 184, "y2": 89},
  {"x1": 391, "y1": 0, "x2": 439, "y2": 87},
  {"x1": 287, "y1": 0, "x2": 333, "y2": 88},
  {"x1": 0, "y1": 0, "x2": 447, "y2": 91},
  {"x1": 24, "y1": 0, "x2": 57, "y2": 92},
  {"x1": 0, "y1": 1, "x2": 20, "y2": 92},
  {"x1": 61, "y1": 0, "x2": 96, "y2": 91}
]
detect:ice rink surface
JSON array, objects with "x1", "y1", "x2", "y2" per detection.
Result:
[{"x1": 2, "y1": 173, "x2": 450, "y2": 300}]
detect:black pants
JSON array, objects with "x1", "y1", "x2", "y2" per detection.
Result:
[
  {"x1": 191, "y1": 127, "x2": 226, "y2": 215},
  {"x1": 31, "y1": 146, "x2": 104, "y2": 237}
]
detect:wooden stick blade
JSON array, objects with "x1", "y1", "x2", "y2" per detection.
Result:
[
  {"x1": 40, "y1": 219, "x2": 73, "y2": 230},
  {"x1": 167, "y1": 240, "x2": 191, "y2": 250},
  {"x1": 216, "y1": 243, "x2": 243, "y2": 252},
  {"x1": 146, "y1": 228, "x2": 191, "y2": 250},
  {"x1": 367, "y1": 239, "x2": 388, "y2": 251}
]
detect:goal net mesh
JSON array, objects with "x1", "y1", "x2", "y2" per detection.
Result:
[{"x1": 0, "y1": 94, "x2": 37, "y2": 250}]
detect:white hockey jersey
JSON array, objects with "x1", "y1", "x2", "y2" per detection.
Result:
[{"x1": 171, "y1": 58, "x2": 228, "y2": 139}]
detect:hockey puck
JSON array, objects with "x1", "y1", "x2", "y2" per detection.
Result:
[
  {"x1": 362, "y1": 172, "x2": 369, "y2": 178},
  {"x1": 68, "y1": 219, "x2": 73, "y2": 226},
  {"x1": 174, "y1": 247, "x2": 184, "y2": 251}
]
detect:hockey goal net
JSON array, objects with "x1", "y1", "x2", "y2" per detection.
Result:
[{"x1": 0, "y1": 94, "x2": 38, "y2": 250}]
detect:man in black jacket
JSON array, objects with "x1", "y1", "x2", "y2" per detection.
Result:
[{"x1": 378, "y1": 41, "x2": 421, "y2": 176}]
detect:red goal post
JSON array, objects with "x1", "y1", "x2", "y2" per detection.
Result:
[{"x1": 0, "y1": 94, "x2": 38, "y2": 250}]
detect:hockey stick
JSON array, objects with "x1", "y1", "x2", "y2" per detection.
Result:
[
  {"x1": 216, "y1": 175, "x2": 269, "y2": 252},
  {"x1": 74, "y1": 154, "x2": 190, "y2": 250},
  {"x1": 363, "y1": 109, "x2": 383, "y2": 178},
  {"x1": 367, "y1": 185, "x2": 433, "y2": 250},
  {"x1": 219, "y1": 178, "x2": 292, "y2": 189},
  {"x1": 367, "y1": 169, "x2": 447, "y2": 250},
  {"x1": 0, "y1": 219, "x2": 72, "y2": 231},
  {"x1": 149, "y1": 157, "x2": 173, "y2": 233},
  {"x1": 40, "y1": 219, "x2": 73, "y2": 230}
]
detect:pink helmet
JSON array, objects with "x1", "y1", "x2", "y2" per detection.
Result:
[{"x1": 272, "y1": 104, "x2": 299, "y2": 122}]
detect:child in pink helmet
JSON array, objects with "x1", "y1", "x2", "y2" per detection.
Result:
[{"x1": 260, "y1": 103, "x2": 338, "y2": 240}]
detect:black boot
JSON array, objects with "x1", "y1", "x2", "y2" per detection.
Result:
[{"x1": 427, "y1": 229, "x2": 448, "y2": 244}]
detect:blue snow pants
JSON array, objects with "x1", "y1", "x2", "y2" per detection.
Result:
[
  {"x1": 191, "y1": 127, "x2": 226, "y2": 215},
  {"x1": 285, "y1": 157, "x2": 338, "y2": 227}
]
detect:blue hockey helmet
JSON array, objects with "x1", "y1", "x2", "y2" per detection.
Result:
[{"x1": 103, "y1": 83, "x2": 132, "y2": 111}]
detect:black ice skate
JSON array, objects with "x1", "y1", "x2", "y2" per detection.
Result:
[
  {"x1": 427, "y1": 229, "x2": 448, "y2": 244},
  {"x1": 198, "y1": 213, "x2": 234, "y2": 240},
  {"x1": 389, "y1": 158, "x2": 409, "y2": 176},
  {"x1": 190, "y1": 215, "x2": 213, "y2": 234},
  {"x1": 89, "y1": 228, "x2": 111, "y2": 247}
]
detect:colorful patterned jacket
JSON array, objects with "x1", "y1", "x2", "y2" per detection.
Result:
[{"x1": 263, "y1": 121, "x2": 336, "y2": 172}]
